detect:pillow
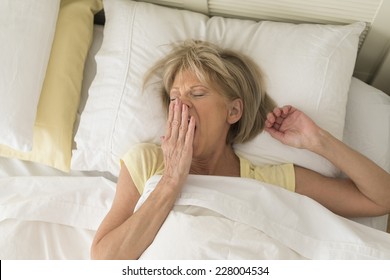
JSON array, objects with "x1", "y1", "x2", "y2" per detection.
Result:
[
  {"x1": 344, "y1": 77, "x2": 390, "y2": 232},
  {"x1": 343, "y1": 77, "x2": 390, "y2": 173},
  {"x1": 72, "y1": 0, "x2": 364, "y2": 177},
  {"x1": 0, "y1": 0, "x2": 60, "y2": 151},
  {"x1": 0, "y1": 0, "x2": 103, "y2": 172},
  {"x1": 74, "y1": 24, "x2": 105, "y2": 143}
]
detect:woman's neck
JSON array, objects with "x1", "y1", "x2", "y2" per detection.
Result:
[{"x1": 190, "y1": 145, "x2": 240, "y2": 177}]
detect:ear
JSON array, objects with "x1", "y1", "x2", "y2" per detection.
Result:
[{"x1": 227, "y1": 98, "x2": 243, "y2": 124}]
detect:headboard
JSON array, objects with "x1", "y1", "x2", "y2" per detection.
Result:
[{"x1": 95, "y1": 0, "x2": 390, "y2": 94}]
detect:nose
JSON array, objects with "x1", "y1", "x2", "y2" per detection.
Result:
[{"x1": 178, "y1": 95, "x2": 192, "y2": 108}]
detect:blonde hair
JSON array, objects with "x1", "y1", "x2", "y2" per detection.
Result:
[{"x1": 144, "y1": 40, "x2": 275, "y2": 144}]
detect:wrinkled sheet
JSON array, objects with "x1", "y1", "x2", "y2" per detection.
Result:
[
  {"x1": 0, "y1": 176, "x2": 115, "y2": 259},
  {"x1": 137, "y1": 175, "x2": 390, "y2": 260},
  {"x1": 1, "y1": 175, "x2": 390, "y2": 260}
]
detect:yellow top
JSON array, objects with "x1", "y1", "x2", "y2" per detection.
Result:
[{"x1": 122, "y1": 143, "x2": 295, "y2": 194}]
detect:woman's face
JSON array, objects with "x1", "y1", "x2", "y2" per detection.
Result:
[{"x1": 169, "y1": 70, "x2": 233, "y2": 158}]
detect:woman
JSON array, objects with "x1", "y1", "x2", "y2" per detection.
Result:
[{"x1": 91, "y1": 40, "x2": 390, "y2": 259}]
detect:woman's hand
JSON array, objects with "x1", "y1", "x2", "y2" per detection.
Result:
[
  {"x1": 266, "y1": 105, "x2": 390, "y2": 215},
  {"x1": 265, "y1": 105, "x2": 322, "y2": 151},
  {"x1": 91, "y1": 100, "x2": 196, "y2": 260},
  {"x1": 161, "y1": 99, "x2": 195, "y2": 188}
]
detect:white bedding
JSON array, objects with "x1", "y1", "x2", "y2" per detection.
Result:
[
  {"x1": 1, "y1": 174, "x2": 389, "y2": 260},
  {"x1": 137, "y1": 175, "x2": 390, "y2": 260},
  {"x1": 1, "y1": 19, "x2": 389, "y2": 260},
  {"x1": 0, "y1": 74, "x2": 388, "y2": 260},
  {"x1": 0, "y1": 176, "x2": 115, "y2": 260}
]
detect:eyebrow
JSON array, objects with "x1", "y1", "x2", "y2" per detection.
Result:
[
  {"x1": 190, "y1": 85, "x2": 209, "y2": 90},
  {"x1": 170, "y1": 84, "x2": 209, "y2": 91}
]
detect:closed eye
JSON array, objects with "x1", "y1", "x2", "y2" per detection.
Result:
[
  {"x1": 190, "y1": 92, "x2": 205, "y2": 97},
  {"x1": 190, "y1": 87, "x2": 208, "y2": 98}
]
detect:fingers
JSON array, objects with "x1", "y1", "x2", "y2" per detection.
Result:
[
  {"x1": 279, "y1": 105, "x2": 293, "y2": 116},
  {"x1": 165, "y1": 99, "x2": 184, "y2": 140},
  {"x1": 161, "y1": 99, "x2": 194, "y2": 185},
  {"x1": 179, "y1": 103, "x2": 189, "y2": 139},
  {"x1": 185, "y1": 116, "x2": 195, "y2": 147},
  {"x1": 163, "y1": 98, "x2": 194, "y2": 147},
  {"x1": 266, "y1": 105, "x2": 294, "y2": 129},
  {"x1": 170, "y1": 99, "x2": 182, "y2": 141},
  {"x1": 164, "y1": 100, "x2": 175, "y2": 139},
  {"x1": 273, "y1": 105, "x2": 292, "y2": 119}
]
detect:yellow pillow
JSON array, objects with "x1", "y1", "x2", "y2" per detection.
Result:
[{"x1": 0, "y1": 0, "x2": 103, "y2": 172}]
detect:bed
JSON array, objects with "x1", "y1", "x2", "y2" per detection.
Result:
[{"x1": 0, "y1": 0, "x2": 390, "y2": 260}]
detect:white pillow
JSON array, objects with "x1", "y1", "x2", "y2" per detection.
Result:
[
  {"x1": 344, "y1": 77, "x2": 390, "y2": 232},
  {"x1": 0, "y1": 0, "x2": 60, "y2": 151},
  {"x1": 344, "y1": 77, "x2": 390, "y2": 173},
  {"x1": 72, "y1": 0, "x2": 364, "y2": 176},
  {"x1": 74, "y1": 24, "x2": 104, "y2": 144}
]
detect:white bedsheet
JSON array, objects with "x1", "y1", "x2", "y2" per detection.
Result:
[
  {"x1": 1, "y1": 174, "x2": 390, "y2": 260},
  {"x1": 137, "y1": 175, "x2": 390, "y2": 260},
  {"x1": 0, "y1": 176, "x2": 115, "y2": 259}
]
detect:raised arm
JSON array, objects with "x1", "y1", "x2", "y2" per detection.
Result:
[
  {"x1": 265, "y1": 105, "x2": 390, "y2": 217},
  {"x1": 91, "y1": 99, "x2": 195, "y2": 259}
]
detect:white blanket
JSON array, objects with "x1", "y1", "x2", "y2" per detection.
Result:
[
  {"x1": 0, "y1": 176, "x2": 115, "y2": 259},
  {"x1": 1, "y1": 175, "x2": 389, "y2": 259},
  {"x1": 137, "y1": 175, "x2": 390, "y2": 260}
]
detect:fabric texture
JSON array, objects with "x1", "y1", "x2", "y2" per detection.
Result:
[
  {"x1": 72, "y1": 0, "x2": 364, "y2": 177},
  {"x1": 121, "y1": 143, "x2": 295, "y2": 194},
  {"x1": 0, "y1": 176, "x2": 115, "y2": 260},
  {"x1": 343, "y1": 77, "x2": 390, "y2": 173},
  {"x1": 1, "y1": 175, "x2": 389, "y2": 260},
  {"x1": 135, "y1": 175, "x2": 390, "y2": 259},
  {"x1": 0, "y1": 0, "x2": 60, "y2": 151},
  {"x1": 239, "y1": 157, "x2": 295, "y2": 192},
  {"x1": 0, "y1": 0, "x2": 103, "y2": 172}
]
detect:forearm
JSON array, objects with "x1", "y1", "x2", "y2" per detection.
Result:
[
  {"x1": 92, "y1": 178, "x2": 180, "y2": 259},
  {"x1": 311, "y1": 128, "x2": 390, "y2": 209}
]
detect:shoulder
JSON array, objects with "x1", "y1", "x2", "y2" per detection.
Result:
[
  {"x1": 122, "y1": 143, "x2": 162, "y2": 164},
  {"x1": 123, "y1": 142, "x2": 162, "y2": 156},
  {"x1": 121, "y1": 143, "x2": 164, "y2": 194},
  {"x1": 239, "y1": 155, "x2": 295, "y2": 192}
]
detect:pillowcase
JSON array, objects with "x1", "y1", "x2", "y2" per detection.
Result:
[
  {"x1": 72, "y1": 0, "x2": 364, "y2": 177},
  {"x1": 343, "y1": 77, "x2": 390, "y2": 173},
  {"x1": 0, "y1": 0, "x2": 103, "y2": 172},
  {"x1": 0, "y1": 0, "x2": 60, "y2": 151},
  {"x1": 74, "y1": 24, "x2": 105, "y2": 143},
  {"x1": 344, "y1": 77, "x2": 390, "y2": 232}
]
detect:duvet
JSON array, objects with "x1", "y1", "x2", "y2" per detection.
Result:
[
  {"x1": 137, "y1": 175, "x2": 390, "y2": 260},
  {"x1": 1, "y1": 175, "x2": 390, "y2": 259}
]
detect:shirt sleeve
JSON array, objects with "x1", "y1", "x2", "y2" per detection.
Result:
[
  {"x1": 121, "y1": 143, "x2": 164, "y2": 194},
  {"x1": 239, "y1": 156, "x2": 296, "y2": 192},
  {"x1": 253, "y1": 164, "x2": 296, "y2": 192}
]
